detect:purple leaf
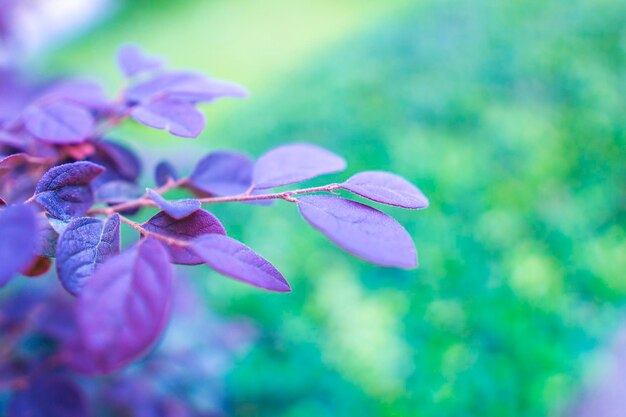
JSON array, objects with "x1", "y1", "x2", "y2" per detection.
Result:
[
  {"x1": 74, "y1": 238, "x2": 173, "y2": 374},
  {"x1": 44, "y1": 79, "x2": 110, "y2": 111},
  {"x1": 253, "y1": 143, "x2": 346, "y2": 189},
  {"x1": 154, "y1": 161, "x2": 178, "y2": 187},
  {"x1": 190, "y1": 234, "x2": 290, "y2": 292},
  {"x1": 34, "y1": 161, "x2": 105, "y2": 219},
  {"x1": 126, "y1": 71, "x2": 248, "y2": 103},
  {"x1": 189, "y1": 150, "x2": 253, "y2": 196},
  {"x1": 297, "y1": 195, "x2": 417, "y2": 268},
  {"x1": 56, "y1": 215, "x2": 121, "y2": 295},
  {"x1": 37, "y1": 215, "x2": 59, "y2": 257},
  {"x1": 141, "y1": 209, "x2": 225, "y2": 265},
  {"x1": 8, "y1": 375, "x2": 87, "y2": 417},
  {"x1": 117, "y1": 44, "x2": 164, "y2": 78},
  {"x1": 95, "y1": 180, "x2": 142, "y2": 205},
  {"x1": 341, "y1": 171, "x2": 429, "y2": 209},
  {"x1": 147, "y1": 188, "x2": 200, "y2": 220},
  {"x1": 0, "y1": 204, "x2": 39, "y2": 287},
  {"x1": 23, "y1": 101, "x2": 94, "y2": 144},
  {"x1": 89, "y1": 140, "x2": 142, "y2": 184},
  {"x1": 131, "y1": 98, "x2": 205, "y2": 138}
]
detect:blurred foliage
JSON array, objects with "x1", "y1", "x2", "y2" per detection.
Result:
[{"x1": 46, "y1": 0, "x2": 626, "y2": 415}]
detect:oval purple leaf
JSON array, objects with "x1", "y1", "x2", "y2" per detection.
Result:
[
  {"x1": 190, "y1": 234, "x2": 290, "y2": 292},
  {"x1": 34, "y1": 161, "x2": 105, "y2": 220},
  {"x1": 189, "y1": 150, "x2": 253, "y2": 196},
  {"x1": 341, "y1": 171, "x2": 429, "y2": 209},
  {"x1": 117, "y1": 44, "x2": 164, "y2": 78},
  {"x1": 297, "y1": 195, "x2": 417, "y2": 268},
  {"x1": 23, "y1": 101, "x2": 94, "y2": 144},
  {"x1": 252, "y1": 143, "x2": 346, "y2": 189},
  {"x1": 75, "y1": 238, "x2": 173, "y2": 374},
  {"x1": 8, "y1": 375, "x2": 87, "y2": 417},
  {"x1": 45, "y1": 79, "x2": 110, "y2": 111},
  {"x1": 154, "y1": 161, "x2": 178, "y2": 187},
  {"x1": 131, "y1": 98, "x2": 205, "y2": 138},
  {"x1": 0, "y1": 204, "x2": 40, "y2": 287},
  {"x1": 126, "y1": 70, "x2": 248, "y2": 103},
  {"x1": 56, "y1": 215, "x2": 121, "y2": 295},
  {"x1": 146, "y1": 188, "x2": 200, "y2": 220},
  {"x1": 141, "y1": 209, "x2": 225, "y2": 265}
]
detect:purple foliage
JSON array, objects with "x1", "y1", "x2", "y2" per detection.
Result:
[
  {"x1": 297, "y1": 195, "x2": 417, "y2": 268},
  {"x1": 146, "y1": 188, "x2": 201, "y2": 219},
  {"x1": 117, "y1": 44, "x2": 164, "y2": 78},
  {"x1": 34, "y1": 161, "x2": 105, "y2": 219},
  {"x1": 0, "y1": 43, "x2": 428, "y2": 414},
  {"x1": 190, "y1": 234, "x2": 291, "y2": 292},
  {"x1": 23, "y1": 101, "x2": 95, "y2": 144},
  {"x1": 154, "y1": 161, "x2": 178, "y2": 187},
  {"x1": 56, "y1": 215, "x2": 121, "y2": 295},
  {"x1": 131, "y1": 98, "x2": 205, "y2": 138},
  {"x1": 341, "y1": 170, "x2": 429, "y2": 209},
  {"x1": 252, "y1": 143, "x2": 346, "y2": 189},
  {"x1": 0, "y1": 204, "x2": 39, "y2": 287},
  {"x1": 74, "y1": 238, "x2": 173, "y2": 374},
  {"x1": 189, "y1": 150, "x2": 253, "y2": 196},
  {"x1": 141, "y1": 209, "x2": 226, "y2": 265}
]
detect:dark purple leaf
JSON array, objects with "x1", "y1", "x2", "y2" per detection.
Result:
[
  {"x1": 297, "y1": 195, "x2": 417, "y2": 268},
  {"x1": 44, "y1": 79, "x2": 109, "y2": 111},
  {"x1": 0, "y1": 204, "x2": 39, "y2": 287},
  {"x1": 189, "y1": 150, "x2": 253, "y2": 196},
  {"x1": 126, "y1": 71, "x2": 248, "y2": 103},
  {"x1": 56, "y1": 215, "x2": 121, "y2": 295},
  {"x1": 190, "y1": 234, "x2": 290, "y2": 292},
  {"x1": 117, "y1": 44, "x2": 164, "y2": 78},
  {"x1": 23, "y1": 101, "x2": 94, "y2": 144},
  {"x1": 74, "y1": 238, "x2": 173, "y2": 374},
  {"x1": 131, "y1": 98, "x2": 205, "y2": 138},
  {"x1": 155, "y1": 161, "x2": 178, "y2": 187},
  {"x1": 37, "y1": 215, "x2": 59, "y2": 257},
  {"x1": 141, "y1": 209, "x2": 225, "y2": 265},
  {"x1": 341, "y1": 171, "x2": 429, "y2": 209},
  {"x1": 253, "y1": 143, "x2": 346, "y2": 189},
  {"x1": 90, "y1": 140, "x2": 142, "y2": 184},
  {"x1": 96, "y1": 180, "x2": 142, "y2": 205},
  {"x1": 147, "y1": 189, "x2": 200, "y2": 220},
  {"x1": 8, "y1": 375, "x2": 87, "y2": 417},
  {"x1": 0, "y1": 153, "x2": 49, "y2": 177},
  {"x1": 34, "y1": 161, "x2": 105, "y2": 219}
]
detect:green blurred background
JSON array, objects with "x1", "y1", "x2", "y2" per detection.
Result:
[{"x1": 40, "y1": 0, "x2": 626, "y2": 415}]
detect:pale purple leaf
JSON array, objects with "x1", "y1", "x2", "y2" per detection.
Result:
[
  {"x1": 45, "y1": 79, "x2": 110, "y2": 111},
  {"x1": 23, "y1": 101, "x2": 94, "y2": 144},
  {"x1": 141, "y1": 209, "x2": 225, "y2": 265},
  {"x1": 8, "y1": 375, "x2": 87, "y2": 417},
  {"x1": 189, "y1": 150, "x2": 253, "y2": 196},
  {"x1": 341, "y1": 171, "x2": 429, "y2": 209},
  {"x1": 253, "y1": 143, "x2": 346, "y2": 189},
  {"x1": 131, "y1": 98, "x2": 205, "y2": 138},
  {"x1": 56, "y1": 215, "x2": 121, "y2": 295},
  {"x1": 75, "y1": 238, "x2": 173, "y2": 374},
  {"x1": 126, "y1": 71, "x2": 248, "y2": 103},
  {"x1": 34, "y1": 161, "x2": 105, "y2": 219},
  {"x1": 190, "y1": 234, "x2": 290, "y2": 292},
  {"x1": 117, "y1": 44, "x2": 164, "y2": 78},
  {"x1": 0, "y1": 204, "x2": 39, "y2": 287},
  {"x1": 154, "y1": 161, "x2": 178, "y2": 187},
  {"x1": 297, "y1": 195, "x2": 417, "y2": 268},
  {"x1": 146, "y1": 188, "x2": 200, "y2": 220}
]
